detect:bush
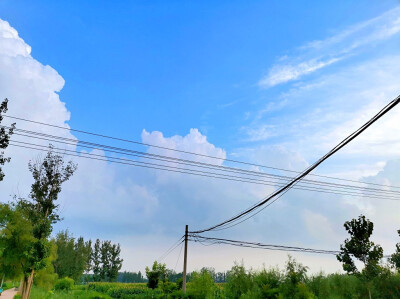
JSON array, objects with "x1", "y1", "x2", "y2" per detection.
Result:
[
  {"x1": 188, "y1": 269, "x2": 217, "y2": 299},
  {"x1": 54, "y1": 277, "x2": 74, "y2": 291},
  {"x1": 225, "y1": 262, "x2": 252, "y2": 298}
]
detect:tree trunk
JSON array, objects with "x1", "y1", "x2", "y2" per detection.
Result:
[
  {"x1": 20, "y1": 270, "x2": 34, "y2": 299},
  {"x1": 368, "y1": 287, "x2": 372, "y2": 299}
]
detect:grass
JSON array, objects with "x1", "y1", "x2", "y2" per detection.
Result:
[{"x1": 26, "y1": 286, "x2": 112, "y2": 299}]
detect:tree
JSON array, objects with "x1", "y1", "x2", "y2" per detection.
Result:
[
  {"x1": 0, "y1": 203, "x2": 35, "y2": 281},
  {"x1": 145, "y1": 261, "x2": 167, "y2": 289},
  {"x1": 92, "y1": 239, "x2": 101, "y2": 282},
  {"x1": 280, "y1": 255, "x2": 311, "y2": 299},
  {"x1": 53, "y1": 231, "x2": 91, "y2": 282},
  {"x1": 108, "y1": 243, "x2": 123, "y2": 282},
  {"x1": 53, "y1": 230, "x2": 75, "y2": 278},
  {"x1": 100, "y1": 240, "x2": 111, "y2": 281},
  {"x1": 0, "y1": 98, "x2": 15, "y2": 182},
  {"x1": 34, "y1": 240, "x2": 58, "y2": 290},
  {"x1": 337, "y1": 215, "x2": 383, "y2": 299},
  {"x1": 390, "y1": 230, "x2": 400, "y2": 271},
  {"x1": 18, "y1": 146, "x2": 77, "y2": 299}
]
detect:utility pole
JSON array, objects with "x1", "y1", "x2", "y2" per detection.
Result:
[{"x1": 182, "y1": 224, "x2": 188, "y2": 293}]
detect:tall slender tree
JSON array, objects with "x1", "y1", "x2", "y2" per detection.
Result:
[
  {"x1": 92, "y1": 239, "x2": 101, "y2": 282},
  {"x1": 108, "y1": 243, "x2": 123, "y2": 282},
  {"x1": 18, "y1": 146, "x2": 77, "y2": 299},
  {"x1": 100, "y1": 240, "x2": 111, "y2": 281}
]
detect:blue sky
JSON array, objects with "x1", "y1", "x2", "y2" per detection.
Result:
[
  {"x1": 0, "y1": 0, "x2": 396, "y2": 150},
  {"x1": 1, "y1": 1, "x2": 400, "y2": 273}
]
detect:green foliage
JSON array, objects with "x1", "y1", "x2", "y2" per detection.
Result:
[
  {"x1": 117, "y1": 271, "x2": 146, "y2": 283},
  {"x1": 89, "y1": 239, "x2": 123, "y2": 282},
  {"x1": 187, "y1": 268, "x2": 217, "y2": 298},
  {"x1": 88, "y1": 282, "x2": 162, "y2": 298},
  {"x1": 279, "y1": 255, "x2": 312, "y2": 299},
  {"x1": 100, "y1": 240, "x2": 124, "y2": 282},
  {"x1": 225, "y1": 262, "x2": 252, "y2": 298},
  {"x1": 14, "y1": 146, "x2": 77, "y2": 297},
  {"x1": 28, "y1": 285, "x2": 112, "y2": 299},
  {"x1": 93, "y1": 239, "x2": 102, "y2": 282},
  {"x1": 0, "y1": 98, "x2": 15, "y2": 182},
  {"x1": 54, "y1": 277, "x2": 74, "y2": 291},
  {"x1": 53, "y1": 230, "x2": 91, "y2": 282},
  {"x1": 337, "y1": 215, "x2": 383, "y2": 277},
  {"x1": 0, "y1": 202, "x2": 35, "y2": 280},
  {"x1": 34, "y1": 240, "x2": 58, "y2": 290},
  {"x1": 145, "y1": 261, "x2": 167, "y2": 289},
  {"x1": 337, "y1": 215, "x2": 384, "y2": 298},
  {"x1": 390, "y1": 230, "x2": 400, "y2": 271}
]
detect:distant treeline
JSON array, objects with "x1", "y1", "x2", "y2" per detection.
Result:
[{"x1": 82, "y1": 269, "x2": 228, "y2": 283}]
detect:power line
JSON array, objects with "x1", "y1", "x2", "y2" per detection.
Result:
[
  {"x1": 158, "y1": 236, "x2": 184, "y2": 262},
  {"x1": 8, "y1": 140, "x2": 400, "y2": 201},
  {"x1": 5, "y1": 125, "x2": 400, "y2": 199},
  {"x1": 190, "y1": 95, "x2": 400, "y2": 233},
  {"x1": 189, "y1": 235, "x2": 340, "y2": 255},
  {"x1": 174, "y1": 241, "x2": 185, "y2": 272},
  {"x1": 9, "y1": 127, "x2": 400, "y2": 196},
  {"x1": 3, "y1": 114, "x2": 399, "y2": 189},
  {"x1": 189, "y1": 235, "x2": 392, "y2": 258}
]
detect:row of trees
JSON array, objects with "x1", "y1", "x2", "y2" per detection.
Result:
[{"x1": 53, "y1": 230, "x2": 123, "y2": 283}]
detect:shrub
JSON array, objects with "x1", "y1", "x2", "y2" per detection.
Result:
[
  {"x1": 187, "y1": 269, "x2": 218, "y2": 299},
  {"x1": 54, "y1": 277, "x2": 74, "y2": 291},
  {"x1": 225, "y1": 262, "x2": 252, "y2": 298}
]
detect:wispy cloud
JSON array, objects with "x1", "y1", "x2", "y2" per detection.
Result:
[{"x1": 259, "y1": 6, "x2": 400, "y2": 88}]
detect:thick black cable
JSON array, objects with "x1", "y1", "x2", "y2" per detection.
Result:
[{"x1": 191, "y1": 95, "x2": 400, "y2": 233}]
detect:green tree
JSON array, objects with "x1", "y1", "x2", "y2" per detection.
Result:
[
  {"x1": 18, "y1": 146, "x2": 77, "y2": 299},
  {"x1": 225, "y1": 262, "x2": 252, "y2": 298},
  {"x1": 337, "y1": 215, "x2": 383, "y2": 299},
  {"x1": 146, "y1": 261, "x2": 167, "y2": 289},
  {"x1": 0, "y1": 203, "x2": 35, "y2": 281},
  {"x1": 280, "y1": 255, "x2": 311, "y2": 299},
  {"x1": 53, "y1": 230, "x2": 75, "y2": 278},
  {"x1": 100, "y1": 240, "x2": 111, "y2": 281},
  {"x1": 188, "y1": 268, "x2": 217, "y2": 299},
  {"x1": 92, "y1": 239, "x2": 101, "y2": 282},
  {"x1": 390, "y1": 230, "x2": 400, "y2": 271},
  {"x1": 34, "y1": 240, "x2": 58, "y2": 290},
  {"x1": 53, "y1": 231, "x2": 91, "y2": 282},
  {"x1": 0, "y1": 98, "x2": 15, "y2": 181},
  {"x1": 108, "y1": 243, "x2": 123, "y2": 282}
]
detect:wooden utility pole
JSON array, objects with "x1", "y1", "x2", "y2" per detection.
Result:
[{"x1": 182, "y1": 224, "x2": 188, "y2": 293}]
